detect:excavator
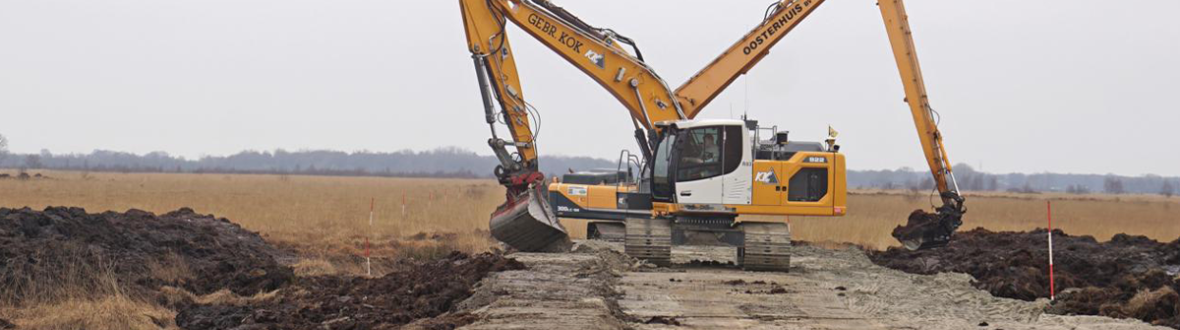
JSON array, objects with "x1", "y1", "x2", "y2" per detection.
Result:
[{"x1": 459, "y1": 0, "x2": 966, "y2": 270}]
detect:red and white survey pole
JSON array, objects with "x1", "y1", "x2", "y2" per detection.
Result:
[
  {"x1": 366, "y1": 197, "x2": 374, "y2": 277},
  {"x1": 1047, "y1": 200, "x2": 1055, "y2": 301}
]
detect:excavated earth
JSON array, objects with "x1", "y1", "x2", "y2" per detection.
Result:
[
  {"x1": 176, "y1": 251, "x2": 525, "y2": 330},
  {"x1": 869, "y1": 228, "x2": 1180, "y2": 329},
  {"x1": 0, "y1": 207, "x2": 293, "y2": 303},
  {"x1": 1, "y1": 207, "x2": 527, "y2": 330},
  {"x1": 0, "y1": 206, "x2": 526, "y2": 330}
]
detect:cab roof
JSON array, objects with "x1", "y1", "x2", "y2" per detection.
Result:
[{"x1": 654, "y1": 118, "x2": 745, "y2": 129}]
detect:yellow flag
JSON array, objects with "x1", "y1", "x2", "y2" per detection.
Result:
[{"x1": 828, "y1": 126, "x2": 839, "y2": 138}]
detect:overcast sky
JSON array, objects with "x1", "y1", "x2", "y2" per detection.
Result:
[{"x1": 1, "y1": 0, "x2": 1177, "y2": 176}]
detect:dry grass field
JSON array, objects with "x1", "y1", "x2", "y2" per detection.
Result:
[
  {"x1": 0, "y1": 170, "x2": 504, "y2": 260},
  {"x1": 3, "y1": 170, "x2": 1178, "y2": 253},
  {"x1": 786, "y1": 190, "x2": 1180, "y2": 250}
]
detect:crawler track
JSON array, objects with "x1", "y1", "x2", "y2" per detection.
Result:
[
  {"x1": 739, "y1": 222, "x2": 792, "y2": 272},
  {"x1": 624, "y1": 217, "x2": 671, "y2": 267}
]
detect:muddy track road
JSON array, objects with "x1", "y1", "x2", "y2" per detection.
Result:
[{"x1": 447, "y1": 241, "x2": 1167, "y2": 330}]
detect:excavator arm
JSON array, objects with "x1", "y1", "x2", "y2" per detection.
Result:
[
  {"x1": 460, "y1": 0, "x2": 686, "y2": 251},
  {"x1": 877, "y1": 0, "x2": 965, "y2": 250},
  {"x1": 461, "y1": 0, "x2": 688, "y2": 172}
]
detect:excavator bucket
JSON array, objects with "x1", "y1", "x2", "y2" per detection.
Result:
[
  {"x1": 489, "y1": 185, "x2": 570, "y2": 252},
  {"x1": 891, "y1": 209, "x2": 958, "y2": 250}
]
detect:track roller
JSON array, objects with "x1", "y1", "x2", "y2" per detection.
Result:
[
  {"x1": 738, "y1": 222, "x2": 791, "y2": 272},
  {"x1": 624, "y1": 217, "x2": 671, "y2": 267}
]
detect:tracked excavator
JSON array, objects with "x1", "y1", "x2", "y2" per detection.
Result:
[{"x1": 459, "y1": 0, "x2": 966, "y2": 269}]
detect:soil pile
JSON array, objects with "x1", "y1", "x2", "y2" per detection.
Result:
[
  {"x1": 176, "y1": 251, "x2": 525, "y2": 330},
  {"x1": 869, "y1": 228, "x2": 1180, "y2": 328},
  {"x1": 0, "y1": 173, "x2": 46, "y2": 180},
  {"x1": 0, "y1": 207, "x2": 293, "y2": 303}
]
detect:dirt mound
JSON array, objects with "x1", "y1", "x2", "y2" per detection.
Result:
[
  {"x1": 0, "y1": 173, "x2": 46, "y2": 180},
  {"x1": 0, "y1": 207, "x2": 293, "y2": 304},
  {"x1": 175, "y1": 251, "x2": 525, "y2": 330},
  {"x1": 868, "y1": 228, "x2": 1180, "y2": 328}
]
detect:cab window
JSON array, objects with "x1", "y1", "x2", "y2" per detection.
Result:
[
  {"x1": 675, "y1": 127, "x2": 723, "y2": 181},
  {"x1": 722, "y1": 125, "x2": 743, "y2": 173},
  {"x1": 651, "y1": 133, "x2": 676, "y2": 199}
]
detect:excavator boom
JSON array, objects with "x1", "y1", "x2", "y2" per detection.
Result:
[
  {"x1": 461, "y1": 0, "x2": 686, "y2": 251},
  {"x1": 877, "y1": 0, "x2": 966, "y2": 250},
  {"x1": 676, "y1": 0, "x2": 825, "y2": 119}
]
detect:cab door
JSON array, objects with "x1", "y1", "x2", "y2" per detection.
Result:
[
  {"x1": 721, "y1": 126, "x2": 753, "y2": 205},
  {"x1": 751, "y1": 160, "x2": 783, "y2": 206},
  {"x1": 673, "y1": 126, "x2": 725, "y2": 204}
]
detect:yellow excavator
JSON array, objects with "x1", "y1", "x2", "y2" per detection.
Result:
[{"x1": 459, "y1": 0, "x2": 965, "y2": 269}]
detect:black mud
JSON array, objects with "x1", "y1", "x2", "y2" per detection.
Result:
[
  {"x1": 869, "y1": 228, "x2": 1180, "y2": 328},
  {"x1": 0, "y1": 207, "x2": 293, "y2": 304},
  {"x1": 176, "y1": 251, "x2": 525, "y2": 330}
]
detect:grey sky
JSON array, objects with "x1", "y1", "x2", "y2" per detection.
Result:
[{"x1": 1, "y1": 0, "x2": 1177, "y2": 176}]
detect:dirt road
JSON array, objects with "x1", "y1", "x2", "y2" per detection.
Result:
[{"x1": 453, "y1": 241, "x2": 1167, "y2": 330}]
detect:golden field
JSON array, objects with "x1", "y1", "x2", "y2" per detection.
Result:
[
  {"x1": 2, "y1": 170, "x2": 1178, "y2": 253},
  {"x1": 0, "y1": 170, "x2": 504, "y2": 261},
  {"x1": 786, "y1": 190, "x2": 1180, "y2": 250}
]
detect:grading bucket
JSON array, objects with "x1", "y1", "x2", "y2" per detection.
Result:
[{"x1": 489, "y1": 185, "x2": 569, "y2": 252}]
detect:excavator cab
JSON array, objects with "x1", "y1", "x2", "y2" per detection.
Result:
[
  {"x1": 647, "y1": 119, "x2": 845, "y2": 215},
  {"x1": 650, "y1": 120, "x2": 749, "y2": 205}
]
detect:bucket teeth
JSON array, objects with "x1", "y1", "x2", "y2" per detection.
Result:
[{"x1": 489, "y1": 187, "x2": 569, "y2": 252}]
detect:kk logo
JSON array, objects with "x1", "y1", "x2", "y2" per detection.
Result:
[
  {"x1": 584, "y1": 50, "x2": 605, "y2": 69},
  {"x1": 755, "y1": 169, "x2": 778, "y2": 185}
]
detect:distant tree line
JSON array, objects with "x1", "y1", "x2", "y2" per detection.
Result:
[
  {"x1": 850, "y1": 164, "x2": 1180, "y2": 196},
  {"x1": 1, "y1": 141, "x2": 1176, "y2": 196},
  {"x1": 0, "y1": 147, "x2": 616, "y2": 180}
]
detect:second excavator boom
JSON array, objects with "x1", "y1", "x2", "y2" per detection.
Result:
[{"x1": 877, "y1": 0, "x2": 966, "y2": 250}]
